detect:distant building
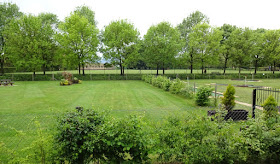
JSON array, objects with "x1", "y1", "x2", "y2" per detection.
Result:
[{"x1": 85, "y1": 63, "x2": 115, "y2": 70}]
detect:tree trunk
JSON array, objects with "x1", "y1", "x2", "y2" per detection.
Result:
[
  {"x1": 78, "y1": 63, "x2": 81, "y2": 75},
  {"x1": 122, "y1": 66, "x2": 124, "y2": 75},
  {"x1": 223, "y1": 56, "x2": 228, "y2": 75},
  {"x1": 239, "y1": 67, "x2": 241, "y2": 79},
  {"x1": 0, "y1": 57, "x2": 4, "y2": 75},
  {"x1": 33, "y1": 71, "x2": 36, "y2": 76},
  {"x1": 43, "y1": 64, "x2": 46, "y2": 75},
  {"x1": 162, "y1": 63, "x2": 165, "y2": 75},
  {"x1": 273, "y1": 61, "x2": 276, "y2": 74},
  {"x1": 82, "y1": 64, "x2": 85, "y2": 76},
  {"x1": 120, "y1": 59, "x2": 123, "y2": 75},
  {"x1": 156, "y1": 65, "x2": 159, "y2": 75},
  {"x1": 254, "y1": 58, "x2": 258, "y2": 74}
]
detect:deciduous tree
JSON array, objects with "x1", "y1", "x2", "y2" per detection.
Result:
[
  {"x1": 4, "y1": 14, "x2": 45, "y2": 75},
  {"x1": 229, "y1": 28, "x2": 253, "y2": 77},
  {"x1": 38, "y1": 13, "x2": 59, "y2": 74},
  {"x1": 0, "y1": 2, "x2": 22, "y2": 74},
  {"x1": 102, "y1": 20, "x2": 140, "y2": 75},
  {"x1": 220, "y1": 24, "x2": 236, "y2": 74},
  {"x1": 143, "y1": 22, "x2": 181, "y2": 75},
  {"x1": 263, "y1": 29, "x2": 280, "y2": 74},
  {"x1": 188, "y1": 23, "x2": 222, "y2": 74},
  {"x1": 177, "y1": 11, "x2": 209, "y2": 74},
  {"x1": 57, "y1": 12, "x2": 99, "y2": 75}
]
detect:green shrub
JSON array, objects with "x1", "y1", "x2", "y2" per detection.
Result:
[
  {"x1": 169, "y1": 78, "x2": 185, "y2": 94},
  {"x1": 162, "y1": 77, "x2": 172, "y2": 91},
  {"x1": 180, "y1": 86, "x2": 194, "y2": 98},
  {"x1": 195, "y1": 87, "x2": 213, "y2": 106},
  {"x1": 54, "y1": 108, "x2": 149, "y2": 163},
  {"x1": 221, "y1": 84, "x2": 236, "y2": 111},
  {"x1": 99, "y1": 115, "x2": 149, "y2": 163},
  {"x1": 262, "y1": 95, "x2": 278, "y2": 120},
  {"x1": 54, "y1": 107, "x2": 105, "y2": 163}
]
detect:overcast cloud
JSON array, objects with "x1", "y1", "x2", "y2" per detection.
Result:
[{"x1": 1, "y1": 0, "x2": 280, "y2": 36}]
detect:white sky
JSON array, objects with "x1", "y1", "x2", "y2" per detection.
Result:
[{"x1": 2, "y1": 0, "x2": 280, "y2": 36}]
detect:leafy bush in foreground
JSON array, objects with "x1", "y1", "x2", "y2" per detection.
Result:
[
  {"x1": 154, "y1": 114, "x2": 280, "y2": 164},
  {"x1": 54, "y1": 107, "x2": 105, "y2": 163},
  {"x1": 54, "y1": 108, "x2": 149, "y2": 163}
]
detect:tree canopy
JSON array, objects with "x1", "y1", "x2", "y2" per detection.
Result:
[
  {"x1": 143, "y1": 22, "x2": 182, "y2": 75},
  {"x1": 56, "y1": 12, "x2": 99, "y2": 75},
  {"x1": 102, "y1": 19, "x2": 140, "y2": 75},
  {"x1": 1, "y1": 3, "x2": 280, "y2": 75}
]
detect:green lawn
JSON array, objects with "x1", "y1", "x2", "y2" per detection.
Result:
[
  {"x1": 1, "y1": 80, "x2": 209, "y2": 155},
  {"x1": 0, "y1": 81, "x2": 201, "y2": 116}
]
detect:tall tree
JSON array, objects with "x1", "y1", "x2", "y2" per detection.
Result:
[
  {"x1": 188, "y1": 23, "x2": 222, "y2": 74},
  {"x1": 38, "y1": 13, "x2": 59, "y2": 74},
  {"x1": 74, "y1": 5, "x2": 96, "y2": 26},
  {"x1": 230, "y1": 28, "x2": 253, "y2": 77},
  {"x1": 251, "y1": 28, "x2": 266, "y2": 74},
  {"x1": 177, "y1": 11, "x2": 209, "y2": 74},
  {"x1": 4, "y1": 14, "x2": 45, "y2": 75},
  {"x1": 102, "y1": 20, "x2": 140, "y2": 75},
  {"x1": 0, "y1": 2, "x2": 22, "y2": 74},
  {"x1": 143, "y1": 22, "x2": 182, "y2": 75},
  {"x1": 57, "y1": 12, "x2": 99, "y2": 75},
  {"x1": 220, "y1": 24, "x2": 236, "y2": 74},
  {"x1": 263, "y1": 29, "x2": 280, "y2": 74}
]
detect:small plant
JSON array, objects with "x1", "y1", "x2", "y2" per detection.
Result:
[
  {"x1": 60, "y1": 79, "x2": 70, "y2": 85},
  {"x1": 221, "y1": 84, "x2": 236, "y2": 111},
  {"x1": 72, "y1": 77, "x2": 80, "y2": 84},
  {"x1": 62, "y1": 72, "x2": 72, "y2": 81},
  {"x1": 262, "y1": 95, "x2": 278, "y2": 120},
  {"x1": 195, "y1": 87, "x2": 213, "y2": 106}
]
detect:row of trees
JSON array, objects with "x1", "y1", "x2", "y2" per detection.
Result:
[{"x1": 1, "y1": 3, "x2": 280, "y2": 75}]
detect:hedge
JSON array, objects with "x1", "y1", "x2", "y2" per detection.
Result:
[{"x1": 0, "y1": 73, "x2": 280, "y2": 81}]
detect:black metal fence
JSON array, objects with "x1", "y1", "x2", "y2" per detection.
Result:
[{"x1": 252, "y1": 88, "x2": 280, "y2": 118}]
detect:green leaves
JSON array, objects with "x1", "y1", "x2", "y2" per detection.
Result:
[
  {"x1": 57, "y1": 12, "x2": 99, "y2": 75},
  {"x1": 221, "y1": 84, "x2": 236, "y2": 111},
  {"x1": 195, "y1": 86, "x2": 213, "y2": 106},
  {"x1": 143, "y1": 22, "x2": 182, "y2": 74},
  {"x1": 102, "y1": 20, "x2": 140, "y2": 75},
  {"x1": 54, "y1": 108, "x2": 149, "y2": 163}
]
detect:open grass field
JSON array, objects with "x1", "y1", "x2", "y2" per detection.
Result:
[
  {"x1": 0, "y1": 80, "x2": 210, "y2": 156},
  {"x1": 10, "y1": 68, "x2": 280, "y2": 75}
]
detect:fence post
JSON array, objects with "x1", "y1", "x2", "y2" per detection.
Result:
[
  {"x1": 252, "y1": 89, "x2": 256, "y2": 118},
  {"x1": 194, "y1": 82, "x2": 196, "y2": 94}
]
